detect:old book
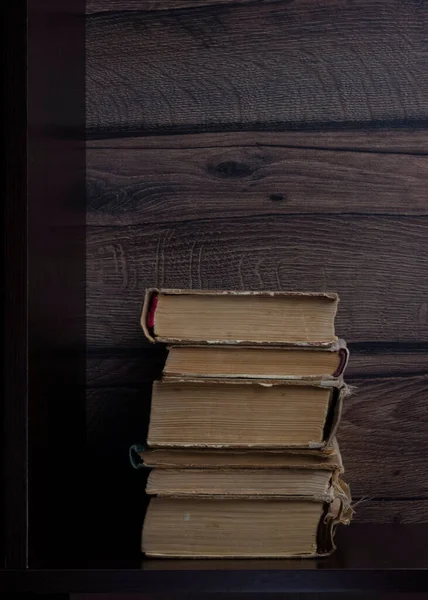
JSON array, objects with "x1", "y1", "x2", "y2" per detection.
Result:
[
  {"x1": 147, "y1": 379, "x2": 346, "y2": 450},
  {"x1": 163, "y1": 340, "x2": 349, "y2": 381},
  {"x1": 142, "y1": 289, "x2": 339, "y2": 346},
  {"x1": 146, "y1": 468, "x2": 343, "y2": 501},
  {"x1": 142, "y1": 480, "x2": 352, "y2": 558},
  {"x1": 130, "y1": 438, "x2": 342, "y2": 469}
]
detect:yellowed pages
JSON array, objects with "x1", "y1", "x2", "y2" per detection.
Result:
[
  {"x1": 165, "y1": 345, "x2": 341, "y2": 378},
  {"x1": 143, "y1": 498, "x2": 323, "y2": 557},
  {"x1": 137, "y1": 439, "x2": 343, "y2": 469},
  {"x1": 144, "y1": 290, "x2": 338, "y2": 345},
  {"x1": 148, "y1": 380, "x2": 331, "y2": 448},
  {"x1": 146, "y1": 468, "x2": 333, "y2": 500}
]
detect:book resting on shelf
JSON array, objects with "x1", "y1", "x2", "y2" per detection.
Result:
[{"x1": 136, "y1": 288, "x2": 352, "y2": 558}]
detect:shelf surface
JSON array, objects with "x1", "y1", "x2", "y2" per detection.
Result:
[{"x1": 1, "y1": 525, "x2": 428, "y2": 593}]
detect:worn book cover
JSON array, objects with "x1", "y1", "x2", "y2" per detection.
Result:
[
  {"x1": 163, "y1": 340, "x2": 349, "y2": 382},
  {"x1": 144, "y1": 445, "x2": 344, "y2": 503},
  {"x1": 147, "y1": 378, "x2": 349, "y2": 451},
  {"x1": 130, "y1": 438, "x2": 343, "y2": 469},
  {"x1": 142, "y1": 288, "x2": 339, "y2": 346},
  {"x1": 142, "y1": 478, "x2": 352, "y2": 558}
]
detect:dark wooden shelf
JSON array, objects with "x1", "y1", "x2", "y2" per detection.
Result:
[
  {"x1": 5, "y1": 3, "x2": 428, "y2": 597},
  {"x1": 2, "y1": 525, "x2": 428, "y2": 593}
]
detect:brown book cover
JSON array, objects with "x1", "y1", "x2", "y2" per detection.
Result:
[
  {"x1": 142, "y1": 288, "x2": 339, "y2": 346},
  {"x1": 141, "y1": 479, "x2": 352, "y2": 558},
  {"x1": 163, "y1": 340, "x2": 349, "y2": 382},
  {"x1": 130, "y1": 438, "x2": 343, "y2": 470},
  {"x1": 147, "y1": 379, "x2": 348, "y2": 451},
  {"x1": 144, "y1": 458, "x2": 344, "y2": 503}
]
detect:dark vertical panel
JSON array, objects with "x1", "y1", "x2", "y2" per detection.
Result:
[
  {"x1": 86, "y1": 385, "x2": 152, "y2": 558},
  {"x1": 4, "y1": 1, "x2": 28, "y2": 569},
  {"x1": 27, "y1": 0, "x2": 86, "y2": 566}
]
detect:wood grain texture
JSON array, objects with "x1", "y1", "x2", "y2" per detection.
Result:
[
  {"x1": 87, "y1": 348, "x2": 167, "y2": 386},
  {"x1": 338, "y1": 375, "x2": 428, "y2": 498},
  {"x1": 85, "y1": 374, "x2": 428, "y2": 498},
  {"x1": 86, "y1": 0, "x2": 428, "y2": 134},
  {"x1": 87, "y1": 216, "x2": 428, "y2": 347},
  {"x1": 348, "y1": 347, "x2": 428, "y2": 379},
  {"x1": 87, "y1": 129, "x2": 428, "y2": 153},
  {"x1": 85, "y1": 0, "x2": 428, "y2": 530},
  {"x1": 87, "y1": 146, "x2": 428, "y2": 225},
  {"x1": 86, "y1": 0, "x2": 266, "y2": 12},
  {"x1": 354, "y1": 500, "x2": 428, "y2": 524},
  {"x1": 85, "y1": 347, "x2": 428, "y2": 386}
]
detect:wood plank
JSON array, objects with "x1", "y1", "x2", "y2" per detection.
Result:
[
  {"x1": 87, "y1": 0, "x2": 264, "y2": 12},
  {"x1": 87, "y1": 146, "x2": 428, "y2": 225},
  {"x1": 86, "y1": 216, "x2": 428, "y2": 348},
  {"x1": 354, "y1": 500, "x2": 428, "y2": 524},
  {"x1": 85, "y1": 375, "x2": 428, "y2": 498},
  {"x1": 348, "y1": 347, "x2": 427, "y2": 378},
  {"x1": 87, "y1": 129, "x2": 428, "y2": 153},
  {"x1": 87, "y1": 348, "x2": 167, "y2": 386},
  {"x1": 73, "y1": 594, "x2": 428, "y2": 600},
  {"x1": 85, "y1": 347, "x2": 428, "y2": 387},
  {"x1": 86, "y1": 1, "x2": 428, "y2": 134},
  {"x1": 339, "y1": 375, "x2": 428, "y2": 498}
]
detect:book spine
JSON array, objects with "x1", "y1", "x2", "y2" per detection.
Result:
[
  {"x1": 324, "y1": 384, "x2": 353, "y2": 448},
  {"x1": 317, "y1": 478, "x2": 352, "y2": 555},
  {"x1": 333, "y1": 344, "x2": 350, "y2": 377},
  {"x1": 141, "y1": 288, "x2": 158, "y2": 342}
]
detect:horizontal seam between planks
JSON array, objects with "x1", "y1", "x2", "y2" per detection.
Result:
[
  {"x1": 346, "y1": 372, "x2": 428, "y2": 379},
  {"x1": 85, "y1": 120, "x2": 428, "y2": 140},
  {"x1": 86, "y1": 213, "x2": 428, "y2": 227},
  {"x1": 86, "y1": 144, "x2": 428, "y2": 156}
]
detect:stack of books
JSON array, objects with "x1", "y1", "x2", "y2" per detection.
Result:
[{"x1": 132, "y1": 289, "x2": 352, "y2": 558}]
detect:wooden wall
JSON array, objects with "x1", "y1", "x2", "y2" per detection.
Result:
[{"x1": 85, "y1": 0, "x2": 428, "y2": 551}]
